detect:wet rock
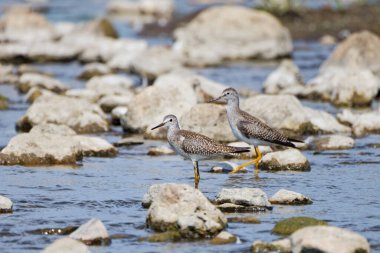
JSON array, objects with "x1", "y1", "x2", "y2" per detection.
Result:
[
  {"x1": 251, "y1": 239, "x2": 291, "y2": 253},
  {"x1": 18, "y1": 73, "x2": 68, "y2": 93},
  {"x1": 73, "y1": 136, "x2": 117, "y2": 157},
  {"x1": 307, "y1": 135, "x2": 355, "y2": 150},
  {"x1": 98, "y1": 94, "x2": 134, "y2": 113},
  {"x1": 216, "y1": 203, "x2": 269, "y2": 213},
  {"x1": 210, "y1": 162, "x2": 248, "y2": 174},
  {"x1": 71, "y1": 18, "x2": 118, "y2": 39},
  {"x1": 30, "y1": 123, "x2": 76, "y2": 136},
  {"x1": 124, "y1": 74, "x2": 197, "y2": 134},
  {"x1": 65, "y1": 89, "x2": 99, "y2": 102},
  {"x1": 320, "y1": 30, "x2": 380, "y2": 78},
  {"x1": 0, "y1": 95, "x2": 8, "y2": 110},
  {"x1": 130, "y1": 46, "x2": 183, "y2": 81},
  {"x1": 303, "y1": 68, "x2": 379, "y2": 107},
  {"x1": 17, "y1": 64, "x2": 53, "y2": 76},
  {"x1": 290, "y1": 226, "x2": 370, "y2": 253},
  {"x1": 139, "y1": 231, "x2": 181, "y2": 243},
  {"x1": 147, "y1": 146, "x2": 175, "y2": 156},
  {"x1": 0, "y1": 195, "x2": 13, "y2": 213},
  {"x1": 215, "y1": 188, "x2": 271, "y2": 208},
  {"x1": 42, "y1": 237, "x2": 91, "y2": 253},
  {"x1": 272, "y1": 217, "x2": 327, "y2": 236},
  {"x1": 86, "y1": 74, "x2": 134, "y2": 96},
  {"x1": 241, "y1": 94, "x2": 350, "y2": 135},
  {"x1": 263, "y1": 60, "x2": 304, "y2": 94},
  {"x1": 16, "y1": 94, "x2": 109, "y2": 133},
  {"x1": 181, "y1": 103, "x2": 235, "y2": 142},
  {"x1": 142, "y1": 183, "x2": 169, "y2": 208},
  {"x1": 260, "y1": 149, "x2": 310, "y2": 171},
  {"x1": 338, "y1": 108, "x2": 380, "y2": 136},
  {"x1": 114, "y1": 136, "x2": 143, "y2": 147},
  {"x1": 111, "y1": 106, "x2": 128, "y2": 125},
  {"x1": 0, "y1": 6, "x2": 55, "y2": 42},
  {"x1": 0, "y1": 64, "x2": 18, "y2": 84},
  {"x1": 173, "y1": 6, "x2": 292, "y2": 66},
  {"x1": 146, "y1": 183, "x2": 227, "y2": 238},
  {"x1": 210, "y1": 231, "x2": 237, "y2": 245},
  {"x1": 269, "y1": 189, "x2": 312, "y2": 205},
  {"x1": 319, "y1": 34, "x2": 337, "y2": 45},
  {"x1": 78, "y1": 63, "x2": 112, "y2": 80},
  {"x1": 29, "y1": 226, "x2": 78, "y2": 235},
  {"x1": 227, "y1": 216, "x2": 260, "y2": 224},
  {"x1": 70, "y1": 218, "x2": 110, "y2": 245}
]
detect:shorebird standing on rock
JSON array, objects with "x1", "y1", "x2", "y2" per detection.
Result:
[
  {"x1": 151, "y1": 114, "x2": 250, "y2": 189},
  {"x1": 209, "y1": 88, "x2": 303, "y2": 176}
]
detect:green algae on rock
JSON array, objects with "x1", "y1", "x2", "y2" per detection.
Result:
[
  {"x1": 272, "y1": 217, "x2": 327, "y2": 236},
  {"x1": 139, "y1": 231, "x2": 182, "y2": 243}
]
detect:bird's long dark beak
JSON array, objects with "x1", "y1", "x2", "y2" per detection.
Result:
[
  {"x1": 208, "y1": 95, "x2": 223, "y2": 103},
  {"x1": 151, "y1": 122, "x2": 165, "y2": 130}
]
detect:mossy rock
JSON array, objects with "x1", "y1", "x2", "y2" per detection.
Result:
[
  {"x1": 272, "y1": 216, "x2": 328, "y2": 236},
  {"x1": 0, "y1": 95, "x2": 8, "y2": 110},
  {"x1": 139, "y1": 231, "x2": 182, "y2": 243}
]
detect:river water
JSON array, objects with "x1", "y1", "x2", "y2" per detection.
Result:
[{"x1": 0, "y1": 1, "x2": 380, "y2": 252}]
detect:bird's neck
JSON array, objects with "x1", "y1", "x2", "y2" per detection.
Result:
[
  {"x1": 167, "y1": 123, "x2": 180, "y2": 137},
  {"x1": 226, "y1": 98, "x2": 240, "y2": 115}
]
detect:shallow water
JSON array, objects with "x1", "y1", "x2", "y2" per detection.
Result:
[{"x1": 1, "y1": 1, "x2": 380, "y2": 252}]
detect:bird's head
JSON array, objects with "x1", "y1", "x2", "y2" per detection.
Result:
[
  {"x1": 151, "y1": 114, "x2": 179, "y2": 130},
  {"x1": 208, "y1": 87, "x2": 239, "y2": 104}
]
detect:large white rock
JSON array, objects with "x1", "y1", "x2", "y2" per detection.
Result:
[
  {"x1": 290, "y1": 226, "x2": 370, "y2": 253},
  {"x1": 251, "y1": 238, "x2": 291, "y2": 253},
  {"x1": 307, "y1": 135, "x2": 355, "y2": 150},
  {"x1": 215, "y1": 188, "x2": 271, "y2": 207},
  {"x1": 0, "y1": 195, "x2": 13, "y2": 213},
  {"x1": 269, "y1": 189, "x2": 312, "y2": 205},
  {"x1": 97, "y1": 94, "x2": 134, "y2": 113},
  {"x1": 260, "y1": 149, "x2": 310, "y2": 171},
  {"x1": 65, "y1": 89, "x2": 99, "y2": 102},
  {"x1": 16, "y1": 94, "x2": 109, "y2": 133},
  {"x1": 146, "y1": 183, "x2": 227, "y2": 238},
  {"x1": 263, "y1": 60, "x2": 304, "y2": 94},
  {"x1": 338, "y1": 108, "x2": 380, "y2": 136},
  {"x1": 173, "y1": 6, "x2": 292, "y2": 66},
  {"x1": 18, "y1": 73, "x2": 68, "y2": 93},
  {"x1": 42, "y1": 237, "x2": 91, "y2": 253},
  {"x1": 180, "y1": 103, "x2": 235, "y2": 142},
  {"x1": 303, "y1": 107, "x2": 351, "y2": 134},
  {"x1": 70, "y1": 218, "x2": 110, "y2": 245},
  {"x1": 86, "y1": 74, "x2": 134, "y2": 96}
]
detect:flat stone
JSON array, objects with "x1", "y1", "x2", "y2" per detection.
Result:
[
  {"x1": 65, "y1": 89, "x2": 99, "y2": 102},
  {"x1": 114, "y1": 136, "x2": 143, "y2": 147},
  {"x1": 216, "y1": 203, "x2": 270, "y2": 213},
  {"x1": 251, "y1": 239, "x2": 291, "y2": 253},
  {"x1": 307, "y1": 135, "x2": 355, "y2": 150},
  {"x1": 86, "y1": 74, "x2": 134, "y2": 96},
  {"x1": 41, "y1": 237, "x2": 91, "y2": 253},
  {"x1": 269, "y1": 189, "x2": 312, "y2": 205},
  {"x1": 227, "y1": 216, "x2": 260, "y2": 224},
  {"x1": 147, "y1": 146, "x2": 175, "y2": 156},
  {"x1": 260, "y1": 149, "x2": 310, "y2": 171},
  {"x1": 0, "y1": 195, "x2": 13, "y2": 213},
  {"x1": 98, "y1": 94, "x2": 134, "y2": 113},
  {"x1": 337, "y1": 108, "x2": 380, "y2": 137},
  {"x1": 78, "y1": 63, "x2": 112, "y2": 80},
  {"x1": 272, "y1": 217, "x2": 328, "y2": 236},
  {"x1": 70, "y1": 218, "x2": 110, "y2": 245},
  {"x1": 290, "y1": 226, "x2": 370, "y2": 253},
  {"x1": 215, "y1": 188, "x2": 271, "y2": 207},
  {"x1": 18, "y1": 73, "x2": 68, "y2": 93},
  {"x1": 210, "y1": 231, "x2": 237, "y2": 245},
  {"x1": 139, "y1": 231, "x2": 181, "y2": 243}
]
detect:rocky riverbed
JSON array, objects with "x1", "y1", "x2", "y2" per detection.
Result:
[{"x1": 0, "y1": 0, "x2": 380, "y2": 253}]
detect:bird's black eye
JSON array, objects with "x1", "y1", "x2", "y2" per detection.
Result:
[
  {"x1": 170, "y1": 119, "x2": 173, "y2": 122},
  {"x1": 227, "y1": 92, "x2": 230, "y2": 95}
]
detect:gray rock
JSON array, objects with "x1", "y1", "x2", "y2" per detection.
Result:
[
  {"x1": 78, "y1": 63, "x2": 112, "y2": 80},
  {"x1": 307, "y1": 135, "x2": 355, "y2": 150},
  {"x1": 0, "y1": 195, "x2": 13, "y2": 213},
  {"x1": 173, "y1": 6, "x2": 292, "y2": 66},
  {"x1": 263, "y1": 60, "x2": 304, "y2": 94},
  {"x1": 269, "y1": 189, "x2": 312, "y2": 205},
  {"x1": 251, "y1": 239, "x2": 291, "y2": 253},
  {"x1": 42, "y1": 237, "x2": 91, "y2": 253},
  {"x1": 146, "y1": 183, "x2": 227, "y2": 238},
  {"x1": 16, "y1": 94, "x2": 109, "y2": 133},
  {"x1": 70, "y1": 218, "x2": 110, "y2": 245},
  {"x1": 338, "y1": 108, "x2": 380, "y2": 136},
  {"x1": 290, "y1": 226, "x2": 370, "y2": 253},
  {"x1": 18, "y1": 73, "x2": 68, "y2": 93},
  {"x1": 215, "y1": 188, "x2": 271, "y2": 208},
  {"x1": 260, "y1": 149, "x2": 310, "y2": 171}
]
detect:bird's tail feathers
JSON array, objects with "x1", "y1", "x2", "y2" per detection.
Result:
[{"x1": 288, "y1": 138, "x2": 304, "y2": 143}]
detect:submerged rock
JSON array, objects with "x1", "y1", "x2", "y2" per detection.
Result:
[
  {"x1": 70, "y1": 218, "x2": 110, "y2": 245},
  {"x1": 29, "y1": 226, "x2": 78, "y2": 235},
  {"x1": 272, "y1": 217, "x2": 327, "y2": 236},
  {"x1": 0, "y1": 195, "x2": 13, "y2": 213},
  {"x1": 173, "y1": 6, "x2": 292, "y2": 66},
  {"x1": 0, "y1": 95, "x2": 8, "y2": 110},
  {"x1": 215, "y1": 188, "x2": 271, "y2": 208},
  {"x1": 78, "y1": 63, "x2": 112, "y2": 80},
  {"x1": 139, "y1": 231, "x2": 181, "y2": 243},
  {"x1": 216, "y1": 203, "x2": 269, "y2": 213},
  {"x1": 147, "y1": 146, "x2": 175, "y2": 156},
  {"x1": 263, "y1": 60, "x2": 304, "y2": 94},
  {"x1": 269, "y1": 189, "x2": 312, "y2": 205},
  {"x1": 146, "y1": 183, "x2": 227, "y2": 238},
  {"x1": 18, "y1": 73, "x2": 68, "y2": 93},
  {"x1": 260, "y1": 149, "x2": 310, "y2": 171},
  {"x1": 251, "y1": 239, "x2": 291, "y2": 253},
  {"x1": 41, "y1": 237, "x2": 91, "y2": 253},
  {"x1": 16, "y1": 94, "x2": 109, "y2": 133},
  {"x1": 210, "y1": 162, "x2": 248, "y2": 174},
  {"x1": 338, "y1": 108, "x2": 380, "y2": 136},
  {"x1": 307, "y1": 135, "x2": 355, "y2": 150},
  {"x1": 227, "y1": 216, "x2": 260, "y2": 224},
  {"x1": 210, "y1": 231, "x2": 237, "y2": 245},
  {"x1": 290, "y1": 226, "x2": 370, "y2": 253}
]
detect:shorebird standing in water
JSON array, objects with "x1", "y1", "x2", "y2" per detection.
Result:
[
  {"x1": 151, "y1": 114, "x2": 250, "y2": 189},
  {"x1": 209, "y1": 88, "x2": 303, "y2": 176}
]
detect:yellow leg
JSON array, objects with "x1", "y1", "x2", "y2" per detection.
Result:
[
  {"x1": 229, "y1": 146, "x2": 262, "y2": 175},
  {"x1": 193, "y1": 161, "x2": 200, "y2": 189}
]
